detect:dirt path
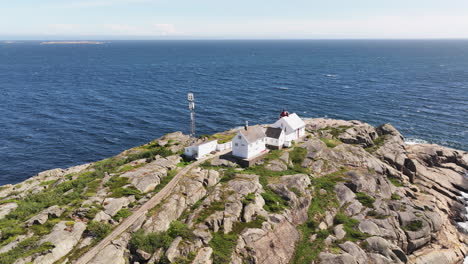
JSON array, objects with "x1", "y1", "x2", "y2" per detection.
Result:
[{"x1": 75, "y1": 150, "x2": 229, "y2": 264}]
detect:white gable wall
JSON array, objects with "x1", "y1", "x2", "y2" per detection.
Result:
[
  {"x1": 266, "y1": 131, "x2": 285, "y2": 147},
  {"x1": 232, "y1": 133, "x2": 249, "y2": 159},
  {"x1": 232, "y1": 133, "x2": 266, "y2": 159},
  {"x1": 272, "y1": 115, "x2": 306, "y2": 143}
]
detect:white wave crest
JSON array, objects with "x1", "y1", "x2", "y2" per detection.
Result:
[{"x1": 404, "y1": 138, "x2": 429, "y2": 145}]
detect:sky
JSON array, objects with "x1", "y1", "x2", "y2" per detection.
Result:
[{"x1": 1, "y1": 0, "x2": 468, "y2": 39}]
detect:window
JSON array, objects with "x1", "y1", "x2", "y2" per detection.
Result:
[
  {"x1": 238, "y1": 136, "x2": 241, "y2": 139},
  {"x1": 235, "y1": 143, "x2": 238, "y2": 147}
]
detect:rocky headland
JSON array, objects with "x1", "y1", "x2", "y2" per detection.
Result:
[{"x1": 0, "y1": 118, "x2": 467, "y2": 264}]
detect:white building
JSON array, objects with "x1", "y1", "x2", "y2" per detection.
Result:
[
  {"x1": 232, "y1": 125, "x2": 267, "y2": 159},
  {"x1": 265, "y1": 127, "x2": 285, "y2": 149},
  {"x1": 272, "y1": 113, "x2": 306, "y2": 144},
  {"x1": 184, "y1": 140, "x2": 218, "y2": 160}
]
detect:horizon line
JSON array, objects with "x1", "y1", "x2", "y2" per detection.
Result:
[{"x1": 2, "y1": 37, "x2": 468, "y2": 41}]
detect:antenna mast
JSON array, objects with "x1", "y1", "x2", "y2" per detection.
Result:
[{"x1": 187, "y1": 93, "x2": 195, "y2": 137}]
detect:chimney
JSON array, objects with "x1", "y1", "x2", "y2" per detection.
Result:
[{"x1": 245, "y1": 121, "x2": 249, "y2": 130}]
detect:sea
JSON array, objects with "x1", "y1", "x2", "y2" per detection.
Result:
[{"x1": 0, "y1": 40, "x2": 467, "y2": 185}]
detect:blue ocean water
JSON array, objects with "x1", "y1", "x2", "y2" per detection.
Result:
[{"x1": 0, "y1": 40, "x2": 467, "y2": 185}]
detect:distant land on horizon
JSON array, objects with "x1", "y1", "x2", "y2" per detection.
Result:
[{"x1": 2, "y1": 35, "x2": 468, "y2": 41}]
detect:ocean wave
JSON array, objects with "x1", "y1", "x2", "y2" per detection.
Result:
[
  {"x1": 405, "y1": 138, "x2": 429, "y2": 145},
  {"x1": 276, "y1": 86, "x2": 289, "y2": 90}
]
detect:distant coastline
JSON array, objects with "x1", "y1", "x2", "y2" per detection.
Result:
[{"x1": 40, "y1": 41, "x2": 105, "y2": 45}]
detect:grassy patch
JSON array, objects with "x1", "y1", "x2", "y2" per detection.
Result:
[
  {"x1": 404, "y1": 220, "x2": 423, "y2": 231},
  {"x1": 365, "y1": 135, "x2": 387, "y2": 153},
  {"x1": 320, "y1": 138, "x2": 341, "y2": 148},
  {"x1": 333, "y1": 212, "x2": 368, "y2": 241},
  {"x1": 209, "y1": 231, "x2": 238, "y2": 264},
  {"x1": 366, "y1": 210, "x2": 388, "y2": 219},
  {"x1": 290, "y1": 170, "x2": 346, "y2": 264},
  {"x1": 126, "y1": 146, "x2": 173, "y2": 162},
  {"x1": 39, "y1": 179, "x2": 58, "y2": 186},
  {"x1": 113, "y1": 208, "x2": 132, "y2": 221},
  {"x1": 356, "y1": 192, "x2": 375, "y2": 208},
  {"x1": 153, "y1": 169, "x2": 178, "y2": 193},
  {"x1": 212, "y1": 133, "x2": 236, "y2": 144},
  {"x1": 242, "y1": 193, "x2": 256, "y2": 206},
  {"x1": 388, "y1": 177, "x2": 404, "y2": 187},
  {"x1": 261, "y1": 189, "x2": 288, "y2": 213},
  {"x1": 196, "y1": 201, "x2": 225, "y2": 223},
  {"x1": 289, "y1": 147, "x2": 307, "y2": 170},
  {"x1": 0, "y1": 236, "x2": 54, "y2": 264},
  {"x1": 86, "y1": 221, "x2": 112, "y2": 241},
  {"x1": 129, "y1": 221, "x2": 193, "y2": 254},
  {"x1": 391, "y1": 193, "x2": 401, "y2": 200}
]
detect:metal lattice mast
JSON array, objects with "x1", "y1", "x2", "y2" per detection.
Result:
[{"x1": 188, "y1": 93, "x2": 195, "y2": 137}]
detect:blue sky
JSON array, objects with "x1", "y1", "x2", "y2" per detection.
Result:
[{"x1": 1, "y1": 0, "x2": 468, "y2": 39}]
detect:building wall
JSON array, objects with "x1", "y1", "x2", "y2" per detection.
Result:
[
  {"x1": 246, "y1": 138, "x2": 266, "y2": 159},
  {"x1": 196, "y1": 141, "x2": 218, "y2": 159},
  {"x1": 266, "y1": 133, "x2": 285, "y2": 147},
  {"x1": 216, "y1": 141, "x2": 232, "y2": 151},
  {"x1": 232, "y1": 134, "x2": 249, "y2": 159}
]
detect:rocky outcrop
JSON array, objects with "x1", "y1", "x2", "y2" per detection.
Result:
[
  {"x1": 233, "y1": 215, "x2": 300, "y2": 264},
  {"x1": 121, "y1": 155, "x2": 181, "y2": 193},
  {"x1": 0, "y1": 202, "x2": 17, "y2": 220},
  {"x1": 33, "y1": 221, "x2": 87, "y2": 264},
  {"x1": 1, "y1": 118, "x2": 467, "y2": 264}
]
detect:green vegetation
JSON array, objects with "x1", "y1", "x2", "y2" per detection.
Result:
[
  {"x1": 261, "y1": 189, "x2": 288, "y2": 213},
  {"x1": 242, "y1": 193, "x2": 256, "y2": 205},
  {"x1": 320, "y1": 138, "x2": 341, "y2": 148},
  {"x1": 208, "y1": 215, "x2": 266, "y2": 264},
  {"x1": 196, "y1": 201, "x2": 225, "y2": 223},
  {"x1": 365, "y1": 135, "x2": 387, "y2": 153},
  {"x1": 404, "y1": 220, "x2": 423, "y2": 231},
  {"x1": 126, "y1": 145, "x2": 173, "y2": 162},
  {"x1": 315, "y1": 126, "x2": 351, "y2": 148},
  {"x1": 388, "y1": 176, "x2": 404, "y2": 187},
  {"x1": 113, "y1": 208, "x2": 132, "y2": 221},
  {"x1": 86, "y1": 221, "x2": 112, "y2": 240},
  {"x1": 356, "y1": 192, "x2": 375, "y2": 208},
  {"x1": 167, "y1": 221, "x2": 194, "y2": 240},
  {"x1": 367, "y1": 210, "x2": 388, "y2": 219},
  {"x1": 289, "y1": 147, "x2": 308, "y2": 172},
  {"x1": 291, "y1": 170, "x2": 346, "y2": 264},
  {"x1": 129, "y1": 229, "x2": 172, "y2": 253},
  {"x1": 39, "y1": 180, "x2": 58, "y2": 186},
  {"x1": 209, "y1": 232, "x2": 238, "y2": 264},
  {"x1": 173, "y1": 252, "x2": 196, "y2": 264},
  {"x1": 212, "y1": 133, "x2": 236, "y2": 144},
  {"x1": 31, "y1": 218, "x2": 61, "y2": 236},
  {"x1": 391, "y1": 193, "x2": 401, "y2": 200},
  {"x1": 129, "y1": 221, "x2": 193, "y2": 254},
  {"x1": 104, "y1": 176, "x2": 142, "y2": 198},
  {"x1": 153, "y1": 169, "x2": 178, "y2": 193},
  {"x1": 329, "y1": 126, "x2": 352, "y2": 138},
  {"x1": 0, "y1": 236, "x2": 54, "y2": 264},
  {"x1": 333, "y1": 212, "x2": 368, "y2": 241}
]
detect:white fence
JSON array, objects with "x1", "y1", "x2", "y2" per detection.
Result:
[{"x1": 216, "y1": 141, "x2": 232, "y2": 151}]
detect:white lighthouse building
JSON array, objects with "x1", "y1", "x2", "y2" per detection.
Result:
[
  {"x1": 272, "y1": 110, "x2": 306, "y2": 146},
  {"x1": 232, "y1": 124, "x2": 267, "y2": 159}
]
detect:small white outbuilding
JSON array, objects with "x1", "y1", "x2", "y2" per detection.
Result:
[
  {"x1": 232, "y1": 125, "x2": 267, "y2": 159},
  {"x1": 272, "y1": 113, "x2": 306, "y2": 144},
  {"x1": 184, "y1": 140, "x2": 218, "y2": 160},
  {"x1": 265, "y1": 127, "x2": 285, "y2": 149}
]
